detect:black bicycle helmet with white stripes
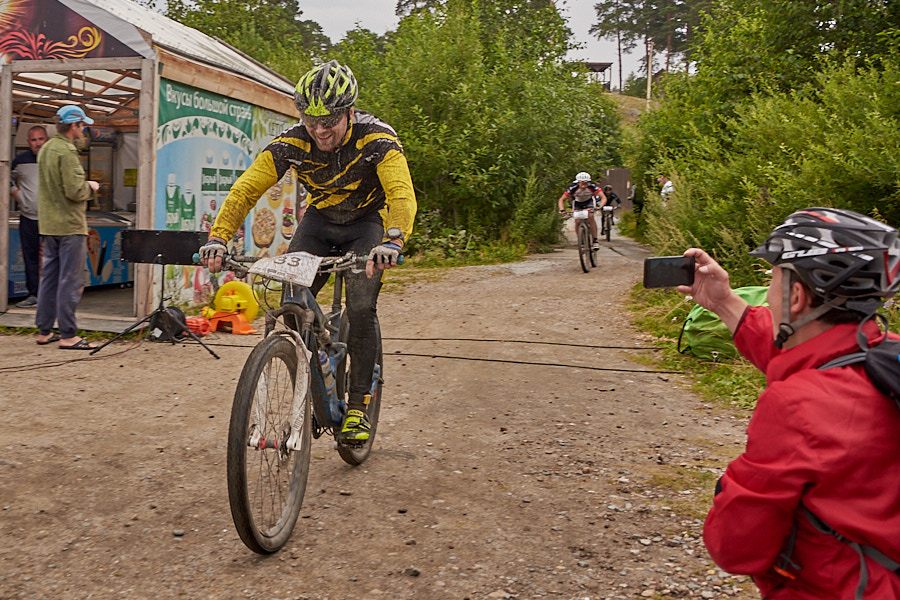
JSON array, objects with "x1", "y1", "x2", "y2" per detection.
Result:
[{"x1": 751, "y1": 207, "x2": 900, "y2": 314}]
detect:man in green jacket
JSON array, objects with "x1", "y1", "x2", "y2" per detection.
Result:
[{"x1": 35, "y1": 105, "x2": 100, "y2": 350}]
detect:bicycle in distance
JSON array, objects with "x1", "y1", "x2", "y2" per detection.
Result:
[
  {"x1": 562, "y1": 208, "x2": 598, "y2": 273},
  {"x1": 599, "y1": 204, "x2": 619, "y2": 242},
  {"x1": 216, "y1": 250, "x2": 385, "y2": 554}
]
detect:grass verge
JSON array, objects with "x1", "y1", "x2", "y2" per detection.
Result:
[{"x1": 627, "y1": 284, "x2": 765, "y2": 411}]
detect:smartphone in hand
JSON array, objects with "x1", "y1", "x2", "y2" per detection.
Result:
[{"x1": 643, "y1": 255, "x2": 695, "y2": 288}]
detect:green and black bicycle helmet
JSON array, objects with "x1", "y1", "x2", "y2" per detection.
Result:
[{"x1": 293, "y1": 60, "x2": 359, "y2": 117}]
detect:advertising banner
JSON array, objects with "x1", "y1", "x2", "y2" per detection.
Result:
[
  {"x1": 156, "y1": 79, "x2": 298, "y2": 303},
  {"x1": 0, "y1": 0, "x2": 141, "y2": 62},
  {"x1": 156, "y1": 78, "x2": 254, "y2": 233}
]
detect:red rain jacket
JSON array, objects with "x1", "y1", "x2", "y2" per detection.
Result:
[{"x1": 704, "y1": 306, "x2": 900, "y2": 599}]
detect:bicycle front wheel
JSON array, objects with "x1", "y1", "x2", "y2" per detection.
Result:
[
  {"x1": 335, "y1": 313, "x2": 383, "y2": 466},
  {"x1": 578, "y1": 223, "x2": 591, "y2": 273},
  {"x1": 604, "y1": 213, "x2": 612, "y2": 242},
  {"x1": 227, "y1": 334, "x2": 311, "y2": 554}
]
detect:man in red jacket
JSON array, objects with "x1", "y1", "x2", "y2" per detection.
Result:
[{"x1": 677, "y1": 207, "x2": 900, "y2": 599}]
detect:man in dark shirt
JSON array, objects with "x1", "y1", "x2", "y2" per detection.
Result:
[{"x1": 10, "y1": 125, "x2": 48, "y2": 307}]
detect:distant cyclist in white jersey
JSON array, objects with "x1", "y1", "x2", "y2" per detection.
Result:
[{"x1": 558, "y1": 171, "x2": 607, "y2": 250}]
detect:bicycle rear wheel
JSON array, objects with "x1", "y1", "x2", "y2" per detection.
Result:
[
  {"x1": 335, "y1": 313, "x2": 383, "y2": 466},
  {"x1": 227, "y1": 334, "x2": 311, "y2": 554},
  {"x1": 578, "y1": 223, "x2": 591, "y2": 272}
]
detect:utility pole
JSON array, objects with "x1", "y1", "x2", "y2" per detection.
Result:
[
  {"x1": 646, "y1": 38, "x2": 654, "y2": 107},
  {"x1": 616, "y1": 0, "x2": 623, "y2": 92}
]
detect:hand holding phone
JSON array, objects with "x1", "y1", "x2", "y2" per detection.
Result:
[{"x1": 643, "y1": 255, "x2": 696, "y2": 288}]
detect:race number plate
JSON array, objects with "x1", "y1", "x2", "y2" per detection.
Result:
[
  {"x1": 573, "y1": 209, "x2": 590, "y2": 220},
  {"x1": 248, "y1": 251, "x2": 323, "y2": 287},
  {"x1": 602, "y1": 205, "x2": 614, "y2": 212}
]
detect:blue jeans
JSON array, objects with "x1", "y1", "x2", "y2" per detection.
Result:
[
  {"x1": 36, "y1": 235, "x2": 87, "y2": 339},
  {"x1": 288, "y1": 208, "x2": 383, "y2": 407},
  {"x1": 19, "y1": 216, "x2": 40, "y2": 297}
]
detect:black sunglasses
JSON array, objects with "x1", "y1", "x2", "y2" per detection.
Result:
[{"x1": 302, "y1": 110, "x2": 347, "y2": 130}]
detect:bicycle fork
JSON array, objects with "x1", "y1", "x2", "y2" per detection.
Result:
[{"x1": 248, "y1": 306, "x2": 316, "y2": 456}]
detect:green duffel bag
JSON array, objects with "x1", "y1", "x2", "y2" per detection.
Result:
[{"x1": 677, "y1": 286, "x2": 769, "y2": 360}]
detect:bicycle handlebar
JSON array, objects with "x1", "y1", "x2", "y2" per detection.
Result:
[{"x1": 194, "y1": 249, "x2": 404, "y2": 283}]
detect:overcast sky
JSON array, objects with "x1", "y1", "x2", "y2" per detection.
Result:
[{"x1": 298, "y1": 0, "x2": 644, "y2": 84}]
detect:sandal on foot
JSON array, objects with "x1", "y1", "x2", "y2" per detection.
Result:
[
  {"x1": 37, "y1": 334, "x2": 61, "y2": 345},
  {"x1": 59, "y1": 339, "x2": 98, "y2": 350}
]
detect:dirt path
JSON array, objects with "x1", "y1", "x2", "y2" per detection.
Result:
[{"x1": 0, "y1": 237, "x2": 757, "y2": 600}]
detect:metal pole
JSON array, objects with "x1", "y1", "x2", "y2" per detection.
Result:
[
  {"x1": 0, "y1": 64, "x2": 13, "y2": 312},
  {"x1": 646, "y1": 39, "x2": 654, "y2": 108}
]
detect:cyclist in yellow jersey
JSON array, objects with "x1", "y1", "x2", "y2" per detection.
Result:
[{"x1": 200, "y1": 60, "x2": 417, "y2": 444}]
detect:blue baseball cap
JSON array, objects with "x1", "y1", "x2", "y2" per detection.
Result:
[{"x1": 56, "y1": 105, "x2": 94, "y2": 125}]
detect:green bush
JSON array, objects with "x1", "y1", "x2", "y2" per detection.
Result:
[
  {"x1": 334, "y1": 0, "x2": 623, "y2": 246},
  {"x1": 634, "y1": 56, "x2": 900, "y2": 286},
  {"x1": 403, "y1": 209, "x2": 528, "y2": 266},
  {"x1": 507, "y1": 164, "x2": 564, "y2": 249}
]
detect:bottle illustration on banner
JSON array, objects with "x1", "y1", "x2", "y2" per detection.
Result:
[
  {"x1": 181, "y1": 182, "x2": 195, "y2": 231},
  {"x1": 165, "y1": 173, "x2": 181, "y2": 230}
]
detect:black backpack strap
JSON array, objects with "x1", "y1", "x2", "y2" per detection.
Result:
[
  {"x1": 803, "y1": 507, "x2": 900, "y2": 600},
  {"x1": 818, "y1": 313, "x2": 886, "y2": 371},
  {"x1": 773, "y1": 520, "x2": 802, "y2": 580},
  {"x1": 819, "y1": 351, "x2": 867, "y2": 370},
  {"x1": 677, "y1": 317, "x2": 691, "y2": 354}
]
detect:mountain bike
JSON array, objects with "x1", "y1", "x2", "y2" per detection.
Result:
[
  {"x1": 564, "y1": 209, "x2": 598, "y2": 272},
  {"x1": 599, "y1": 205, "x2": 619, "y2": 242},
  {"x1": 218, "y1": 251, "x2": 384, "y2": 554}
]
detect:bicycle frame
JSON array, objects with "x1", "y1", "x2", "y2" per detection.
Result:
[{"x1": 225, "y1": 250, "x2": 383, "y2": 440}]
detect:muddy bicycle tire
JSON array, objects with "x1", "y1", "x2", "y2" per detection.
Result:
[
  {"x1": 227, "y1": 334, "x2": 311, "y2": 554},
  {"x1": 335, "y1": 313, "x2": 383, "y2": 466}
]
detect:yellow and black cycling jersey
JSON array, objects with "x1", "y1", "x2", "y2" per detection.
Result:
[{"x1": 210, "y1": 109, "x2": 416, "y2": 243}]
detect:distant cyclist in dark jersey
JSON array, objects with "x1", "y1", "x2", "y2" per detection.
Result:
[
  {"x1": 602, "y1": 184, "x2": 622, "y2": 226},
  {"x1": 602, "y1": 185, "x2": 621, "y2": 207},
  {"x1": 200, "y1": 60, "x2": 417, "y2": 445},
  {"x1": 557, "y1": 171, "x2": 607, "y2": 250}
]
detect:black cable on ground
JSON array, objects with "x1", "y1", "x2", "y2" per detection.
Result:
[
  {"x1": 387, "y1": 352, "x2": 682, "y2": 374},
  {"x1": 382, "y1": 337, "x2": 661, "y2": 350},
  {"x1": 162, "y1": 336, "x2": 662, "y2": 352},
  {"x1": 1, "y1": 335, "x2": 672, "y2": 374}
]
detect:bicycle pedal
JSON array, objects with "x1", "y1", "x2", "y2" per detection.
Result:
[{"x1": 338, "y1": 438, "x2": 367, "y2": 447}]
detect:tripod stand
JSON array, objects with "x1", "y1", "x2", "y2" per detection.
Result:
[
  {"x1": 89, "y1": 229, "x2": 219, "y2": 358},
  {"x1": 90, "y1": 254, "x2": 219, "y2": 358}
]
